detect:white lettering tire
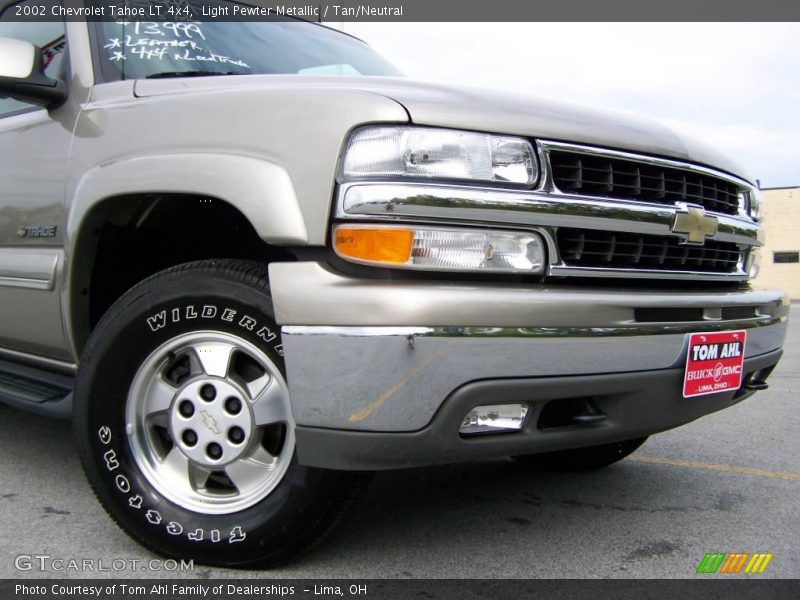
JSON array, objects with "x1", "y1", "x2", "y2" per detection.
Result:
[{"x1": 73, "y1": 260, "x2": 366, "y2": 567}]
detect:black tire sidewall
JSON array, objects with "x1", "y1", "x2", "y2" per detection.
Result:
[{"x1": 74, "y1": 264, "x2": 344, "y2": 566}]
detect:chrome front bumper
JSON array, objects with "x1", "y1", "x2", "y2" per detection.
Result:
[
  {"x1": 292, "y1": 350, "x2": 782, "y2": 471},
  {"x1": 271, "y1": 262, "x2": 788, "y2": 433}
]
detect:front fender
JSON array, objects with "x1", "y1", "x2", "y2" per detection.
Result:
[
  {"x1": 62, "y1": 153, "x2": 308, "y2": 360},
  {"x1": 66, "y1": 152, "x2": 308, "y2": 245}
]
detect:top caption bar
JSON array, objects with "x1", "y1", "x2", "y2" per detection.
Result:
[{"x1": 1, "y1": 0, "x2": 799, "y2": 22}]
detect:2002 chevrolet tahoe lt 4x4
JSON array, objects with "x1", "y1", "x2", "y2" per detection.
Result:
[{"x1": 0, "y1": 1, "x2": 788, "y2": 567}]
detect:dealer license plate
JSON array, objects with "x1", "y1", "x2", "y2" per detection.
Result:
[{"x1": 683, "y1": 330, "x2": 747, "y2": 398}]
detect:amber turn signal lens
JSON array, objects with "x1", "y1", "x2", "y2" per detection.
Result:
[{"x1": 334, "y1": 227, "x2": 414, "y2": 265}]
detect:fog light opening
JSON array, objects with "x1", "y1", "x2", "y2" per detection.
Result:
[
  {"x1": 459, "y1": 403, "x2": 529, "y2": 436},
  {"x1": 537, "y1": 397, "x2": 606, "y2": 429}
]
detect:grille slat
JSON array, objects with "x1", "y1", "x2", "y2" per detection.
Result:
[
  {"x1": 557, "y1": 228, "x2": 743, "y2": 274},
  {"x1": 550, "y1": 150, "x2": 743, "y2": 215}
]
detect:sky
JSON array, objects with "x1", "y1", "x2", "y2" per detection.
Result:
[{"x1": 340, "y1": 23, "x2": 800, "y2": 188}]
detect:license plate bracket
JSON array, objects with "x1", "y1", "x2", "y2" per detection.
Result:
[{"x1": 683, "y1": 330, "x2": 747, "y2": 398}]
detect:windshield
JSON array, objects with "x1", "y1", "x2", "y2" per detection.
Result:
[{"x1": 93, "y1": 5, "x2": 401, "y2": 80}]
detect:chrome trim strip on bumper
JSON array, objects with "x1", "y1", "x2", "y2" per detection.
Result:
[
  {"x1": 283, "y1": 326, "x2": 435, "y2": 337},
  {"x1": 283, "y1": 316, "x2": 784, "y2": 339}
]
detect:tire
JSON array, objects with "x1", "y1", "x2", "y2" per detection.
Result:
[
  {"x1": 74, "y1": 260, "x2": 365, "y2": 567},
  {"x1": 513, "y1": 437, "x2": 648, "y2": 472}
]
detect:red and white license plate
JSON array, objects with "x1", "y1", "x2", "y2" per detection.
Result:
[{"x1": 683, "y1": 330, "x2": 747, "y2": 398}]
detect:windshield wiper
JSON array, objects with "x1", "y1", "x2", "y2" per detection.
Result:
[{"x1": 146, "y1": 70, "x2": 244, "y2": 79}]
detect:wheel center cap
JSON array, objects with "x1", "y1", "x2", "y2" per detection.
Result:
[{"x1": 168, "y1": 378, "x2": 253, "y2": 468}]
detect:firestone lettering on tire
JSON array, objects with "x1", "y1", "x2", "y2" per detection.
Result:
[
  {"x1": 98, "y1": 426, "x2": 112, "y2": 445},
  {"x1": 166, "y1": 521, "x2": 184, "y2": 535},
  {"x1": 115, "y1": 474, "x2": 130, "y2": 493},
  {"x1": 98, "y1": 423, "x2": 248, "y2": 545},
  {"x1": 229, "y1": 526, "x2": 246, "y2": 544},
  {"x1": 103, "y1": 449, "x2": 119, "y2": 471}
]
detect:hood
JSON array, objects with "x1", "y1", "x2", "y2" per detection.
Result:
[{"x1": 134, "y1": 75, "x2": 752, "y2": 183}]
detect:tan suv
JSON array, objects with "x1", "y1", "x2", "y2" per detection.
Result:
[{"x1": 0, "y1": 2, "x2": 787, "y2": 567}]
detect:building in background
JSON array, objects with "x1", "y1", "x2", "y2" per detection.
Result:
[{"x1": 754, "y1": 186, "x2": 800, "y2": 299}]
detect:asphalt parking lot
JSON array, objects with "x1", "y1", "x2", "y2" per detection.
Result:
[{"x1": 1, "y1": 306, "x2": 798, "y2": 580}]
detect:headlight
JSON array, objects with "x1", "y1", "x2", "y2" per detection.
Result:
[
  {"x1": 333, "y1": 224, "x2": 546, "y2": 273},
  {"x1": 341, "y1": 126, "x2": 537, "y2": 186}
]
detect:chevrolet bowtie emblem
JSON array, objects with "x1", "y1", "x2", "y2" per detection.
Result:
[
  {"x1": 199, "y1": 410, "x2": 221, "y2": 436},
  {"x1": 672, "y1": 205, "x2": 718, "y2": 245}
]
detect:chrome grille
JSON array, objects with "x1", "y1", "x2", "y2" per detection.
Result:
[
  {"x1": 549, "y1": 149, "x2": 743, "y2": 216},
  {"x1": 557, "y1": 228, "x2": 743, "y2": 274}
]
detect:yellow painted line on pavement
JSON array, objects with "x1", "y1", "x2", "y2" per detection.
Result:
[
  {"x1": 629, "y1": 455, "x2": 800, "y2": 482},
  {"x1": 348, "y1": 351, "x2": 441, "y2": 423}
]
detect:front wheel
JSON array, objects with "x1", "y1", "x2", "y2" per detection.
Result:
[
  {"x1": 513, "y1": 437, "x2": 648, "y2": 472},
  {"x1": 74, "y1": 260, "x2": 364, "y2": 567}
]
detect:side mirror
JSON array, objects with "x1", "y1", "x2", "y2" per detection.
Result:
[{"x1": 0, "y1": 37, "x2": 66, "y2": 107}]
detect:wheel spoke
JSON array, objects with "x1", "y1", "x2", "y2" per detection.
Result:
[
  {"x1": 149, "y1": 412, "x2": 169, "y2": 429},
  {"x1": 144, "y1": 376, "x2": 177, "y2": 417},
  {"x1": 190, "y1": 342, "x2": 236, "y2": 378},
  {"x1": 245, "y1": 371, "x2": 271, "y2": 400},
  {"x1": 225, "y1": 456, "x2": 272, "y2": 494},
  {"x1": 251, "y1": 376, "x2": 290, "y2": 426},
  {"x1": 160, "y1": 447, "x2": 210, "y2": 493},
  {"x1": 251, "y1": 444, "x2": 278, "y2": 465}
]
